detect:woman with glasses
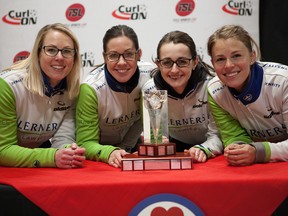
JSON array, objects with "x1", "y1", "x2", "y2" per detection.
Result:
[
  {"x1": 76, "y1": 25, "x2": 154, "y2": 168},
  {"x1": 207, "y1": 24, "x2": 288, "y2": 166},
  {"x1": 0, "y1": 23, "x2": 86, "y2": 168},
  {"x1": 142, "y1": 31, "x2": 223, "y2": 162}
]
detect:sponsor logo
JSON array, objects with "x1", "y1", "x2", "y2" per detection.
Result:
[
  {"x1": 196, "y1": 47, "x2": 205, "y2": 62},
  {"x1": 264, "y1": 107, "x2": 280, "y2": 119},
  {"x1": 173, "y1": 0, "x2": 196, "y2": 23},
  {"x1": 105, "y1": 110, "x2": 140, "y2": 125},
  {"x1": 10, "y1": 78, "x2": 23, "y2": 85},
  {"x1": 193, "y1": 98, "x2": 207, "y2": 108},
  {"x1": 33, "y1": 160, "x2": 41, "y2": 168},
  {"x1": 243, "y1": 93, "x2": 253, "y2": 101},
  {"x1": 57, "y1": 101, "x2": 65, "y2": 106},
  {"x1": 112, "y1": 4, "x2": 147, "y2": 20},
  {"x1": 18, "y1": 121, "x2": 58, "y2": 132},
  {"x1": 54, "y1": 106, "x2": 70, "y2": 111},
  {"x1": 129, "y1": 193, "x2": 204, "y2": 216},
  {"x1": 82, "y1": 52, "x2": 96, "y2": 67},
  {"x1": 13, "y1": 51, "x2": 30, "y2": 63},
  {"x1": 2, "y1": 9, "x2": 37, "y2": 25},
  {"x1": 222, "y1": 1, "x2": 253, "y2": 16},
  {"x1": 66, "y1": 3, "x2": 85, "y2": 22},
  {"x1": 176, "y1": 0, "x2": 195, "y2": 16},
  {"x1": 53, "y1": 101, "x2": 71, "y2": 111},
  {"x1": 212, "y1": 85, "x2": 225, "y2": 94},
  {"x1": 265, "y1": 82, "x2": 280, "y2": 88}
]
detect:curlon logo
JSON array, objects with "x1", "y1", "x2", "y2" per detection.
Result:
[
  {"x1": 176, "y1": 0, "x2": 195, "y2": 16},
  {"x1": 81, "y1": 52, "x2": 95, "y2": 67},
  {"x1": 112, "y1": 4, "x2": 147, "y2": 20},
  {"x1": 2, "y1": 9, "x2": 37, "y2": 25},
  {"x1": 196, "y1": 46, "x2": 205, "y2": 62},
  {"x1": 66, "y1": 3, "x2": 85, "y2": 22},
  {"x1": 13, "y1": 51, "x2": 30, "y2": 63},
  {"x1": 222, "y1": 1, "x2": 253, "y2": 16}
]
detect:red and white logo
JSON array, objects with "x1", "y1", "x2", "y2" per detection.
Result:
[
  {"x1": 222, "y1": 1, "x2": 253, "y2": 16},
  {"x1": 66, "y1": 3, "x2": 85, "y2": 22},
  {"x1": 112, "y1": 4, "x2": 147, "y2": 20},
  {"x1": 129, "y1": 193, "x2": 204, "y2": 216},
  {"x1": 13, "y1": 51, "x2": 30, "y2": 63},
  {"x1": 2, "y1": 9, "x2": 37, "y2": 25},
  {"x1": 176, "y1": 0, "x2": 195, "y2": 16}
]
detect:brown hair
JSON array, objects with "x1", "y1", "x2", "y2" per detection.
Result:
[{"x1": 207, "y1": 24, "x2": 261, "y2": 60}]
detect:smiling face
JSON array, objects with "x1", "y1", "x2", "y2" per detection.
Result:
[
  {"x1": 39, "y1": 30, "x2": 75, "y2": 88},
  {"x1": 211, "y1": 38, "x2": 256, "y2": 92},
  {"x1": 157, "y1": 42, "x2": 198, "y2": 94},
  {"x1": 103, "y1": 36, "x2": 141, "y2": 83}
]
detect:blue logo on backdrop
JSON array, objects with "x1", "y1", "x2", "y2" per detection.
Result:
[{"x1": 129, "y1": 193, "x2": 204, "y2": 216}]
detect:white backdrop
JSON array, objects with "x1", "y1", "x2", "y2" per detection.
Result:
[{"x1": 0, "y1": 0, "x2": 259, "y2": 75}]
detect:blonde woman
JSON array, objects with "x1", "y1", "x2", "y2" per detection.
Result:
[
  {"x1": 0, "y1": 23, "x2": 85, "y2": 168},
  {"x1": 207, "y1": 24, "x2": 288, "y2": 166}
]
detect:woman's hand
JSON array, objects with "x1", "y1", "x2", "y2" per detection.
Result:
[
  {"x1": 55, "y1": 143, "x2": 86, "y2": 168},
  {"x1": 108, "y1": 149, "x2": 128, "y2": 168},
  {"x1": 224, "y1": 143, "x2": 256, "y2": 166},
  {"x1": 185, "y1": 147, "x2": 207, "y2": 163}
]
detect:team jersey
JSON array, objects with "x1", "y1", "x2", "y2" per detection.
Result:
[
  {"x1": 76, "y1": 61, "x2": 154, "y2": 162},
  {"x1": 0, "y1": 69, "x2": 76, "y2": 167},
  {"x1": 142, "y1": 67, "x2": 223, "y2": 158},
  {"x1": 208, "y1": 61, "x2": 288, "y2": 162}
]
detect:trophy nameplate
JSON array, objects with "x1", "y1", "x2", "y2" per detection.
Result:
[{"x1": 121, "y1": 152, "x2": 193, "y2": 171}]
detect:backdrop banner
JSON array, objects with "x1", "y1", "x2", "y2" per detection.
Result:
[{"x1": 0, "y1": 0, "x2": 259, "y2": 76}]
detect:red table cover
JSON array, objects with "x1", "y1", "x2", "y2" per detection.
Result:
[{"x1": 0, "y1": 155, "x2": 287, "y2": 216}]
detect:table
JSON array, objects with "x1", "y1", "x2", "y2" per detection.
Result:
[{"x1": 0, "y1": 155, "x2": 287, "y2": 216}]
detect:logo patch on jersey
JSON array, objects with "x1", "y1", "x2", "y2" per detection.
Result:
[
  {"x1": 33, "y1": 160, "x2": 41, "y2": 167},
  {"x1": 54, "y1": 101, "x2": 71, "y2": 111},
  {"x1": 193, "y1": 98, "x2": 207, "y2": 108},
  {"x1": 264, "y1": 107, "x2": 280, "y2": 119},
  {"x1": 243, "y1": 93, "x2": 253, "y2": 101}
]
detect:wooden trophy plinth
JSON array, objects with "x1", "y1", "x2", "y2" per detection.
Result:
[
  {"x1": 138, "y1": 143, "x2": 176, "y2": 157},
  {"x1": 121, "y1": 152, "x2": 193, "y2": 171}
]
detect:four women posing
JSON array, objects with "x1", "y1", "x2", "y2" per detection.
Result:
[{"x1": 1, "y1": 23, "x2": 287, "y2": 168}]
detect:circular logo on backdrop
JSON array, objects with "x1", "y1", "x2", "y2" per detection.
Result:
[
  {"x1": 129, "y1": 193, "x2": 204, "y2": 216},
  {"x1": 66, "y1": 4, "x2": 85, "y2": 22},
  {"x1": 176, "y1": 0, "x2": 195, "y2": 16},
  {"x1": 13, "y1": 51, "x2": 30, "y2": 63}
]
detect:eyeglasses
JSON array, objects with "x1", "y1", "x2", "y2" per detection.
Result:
[
  {"x1": 42, "y1": 46, "x2": 76, "y2": 58},
  {"x1": 104, "y1": 50, "x2": 138, "y2": 62},
  {"x1": 157, "y1": 57, "x2": 192, "y2": 69}
]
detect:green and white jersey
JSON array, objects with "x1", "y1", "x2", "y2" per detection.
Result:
[
  {"x1": 0, "y1": 69, "x2": 76, "y2": 167},
  {"x1": 76, "y1": 62, "x2": 154, "y2": 162},
  {"x1": 142, "y1": 67, "x2": 223, "y2": 158},
  {"x1": 208, "y1": 62, "x2": 288, "y2": 162}
]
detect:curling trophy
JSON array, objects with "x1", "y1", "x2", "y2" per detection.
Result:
[
  {"x1": 138, "y1": 89, "x2": 176, "y2": 157},
  {"x1": 121, "y1": 89, "x2": 193, "y2": 171}
]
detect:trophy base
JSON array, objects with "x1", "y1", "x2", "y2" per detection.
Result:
[
  {"x1": 121, "y1": 152, "x2": 193, "y2": 171},
  {"x1": 138, "y1": 143, "x2": 176, "y2": 157}
]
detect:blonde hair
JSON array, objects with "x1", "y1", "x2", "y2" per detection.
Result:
[
  {"x1": 207, "y1": 24, "x2": 261, "y2": 60},
  {"x1": 4, "y1": 23, "x2": 81, "y2": 99}
]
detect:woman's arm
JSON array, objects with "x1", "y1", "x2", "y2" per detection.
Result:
[{"x1": 76, "y1": 84, "x2": 117, "y2": 163}]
